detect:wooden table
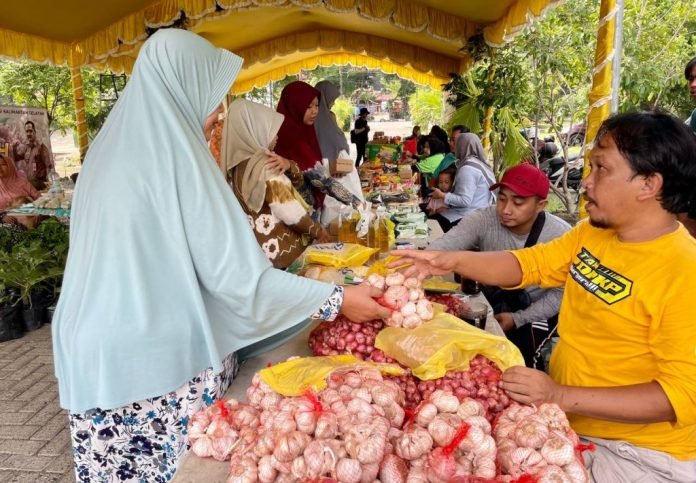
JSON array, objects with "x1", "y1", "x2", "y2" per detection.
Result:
[{"x1": 172, "y1": 295, "x2": 504, "y2": 483}]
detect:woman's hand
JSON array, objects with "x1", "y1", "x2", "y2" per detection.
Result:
[
  {"x1": 315, "y1": 227, "x2": 332, "y2": 244},
  {"x1": 388, "y1": 249, "x2": 459, "y2": 280},
  {"x1": 341, "y1": 284, "x2": 391, "y2": 322},
  {"x1": 265, "y1": 153, "x2": 291, "y2": 174}
]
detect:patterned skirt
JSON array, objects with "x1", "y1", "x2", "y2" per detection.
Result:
[{"x1": 69, "y1": 353, "x2": 238, "y2": 482}]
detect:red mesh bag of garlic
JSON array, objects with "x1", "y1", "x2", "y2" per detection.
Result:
[
  {"x1": 187, "y1": 399, "x2": 260, "y2": 461},
  {"x1": 229, "y1": 366, "x2": 411, "y2": 483},
  {"x1": 494, "y1": 403, "x2": 590, "y2": 482},
  {"x1": 393, "y1": 391, "x2": 497, "y2": 482}
]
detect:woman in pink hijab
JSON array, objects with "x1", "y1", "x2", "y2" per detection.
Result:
[{"x1": 0, "y1": 153, "x2": 39, "y2": 221}]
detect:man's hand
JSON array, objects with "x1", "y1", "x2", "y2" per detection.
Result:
[
  {"x1": 341, "y1": 284, "x2": 391, "y2": 322},
  {"x1": 265, "y1": 153, "x2": 291, "y2": 174},
  {"x1": 494, "y1": 312, "x2": 516, "y2": 332},
  {"x1": 430, "y1": 188, "x2": 446, "y2": 200},
  {"x1": 501, "y1": 366, "x2": 563, "y2": 406},
  {"x1": 388, "y1": 249, "x2": 459, "y2": 280}
]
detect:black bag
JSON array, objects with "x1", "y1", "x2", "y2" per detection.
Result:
[
  {"x1": 350, "y1": 129, "x2": 357, "y2": 143},
  {"x1": 482, "y1": 213, "x2": 558, "y2": 370},
  {"x1": 483, "y1": 212, "x2": 546, "y2": 314}
]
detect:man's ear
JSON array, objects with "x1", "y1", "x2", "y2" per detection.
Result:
[{"x1": 637, "y1": 173, "x2": 663, "y2": 202}]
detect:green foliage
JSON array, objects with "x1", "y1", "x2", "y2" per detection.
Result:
[
  {"x1": 0, "y1": 61, "x2": 117, "y2": 139},
  {"x1": 0, "y1": 220, "x2": 69, "y2": 306},
  {"x1": 332, "y1": 97, "x2": 354, "y2": 132},
  {"x1": 408, "y1": 88, "x2": 443, "y2": 130},
  {"x1": 0, "y1": 61, "x2": 72, "y2": 134},
  {"x1": 619, "y1": 0, "x2": 696, "y2": 116}
]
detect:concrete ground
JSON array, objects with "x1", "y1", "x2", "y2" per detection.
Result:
[{"x1": 0, "y1": 325, "x2": 74, "y2": 483}]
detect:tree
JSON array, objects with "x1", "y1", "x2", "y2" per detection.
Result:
[
  {"x1": 332, "y1": 98, "x2": 354, "y2": 132},
  {"x1": 619, "y1": 0, "x2": 696, "y2": 116},
  {"x1": 0, "y1": 61, "x2": 72, "y2": 135},
  {"x1": 0, "y1": 60, "x2": 118, "y2": 140},
  {"x1": 408, "y1": 87, "x2": 443, "y2": 130}
]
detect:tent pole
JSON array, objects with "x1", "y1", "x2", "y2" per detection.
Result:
[
  {"x1": 70, "y1": 65, "x2": 89, "y2": 162},
  {"x1": 579, "y1": 0, "x2": 620, "y2": 218},
  {"x1": 610, "y1": 0, "x2": 624, "y2": 114},
  {"x1": 481, "y1": 49, "x2": 498, "y2": 160}
]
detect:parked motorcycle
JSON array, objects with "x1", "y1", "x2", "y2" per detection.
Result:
[{"x1": 531, "y1": 136, "x2": 583, "y2": 191}]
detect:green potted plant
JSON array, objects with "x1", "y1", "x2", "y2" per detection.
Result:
[
  {"x1": 0, "y1": 283, "x2": 24, "y2": 342},
  {"x1": 0, "y1": 242, "x2": 65, "y2": 331}
]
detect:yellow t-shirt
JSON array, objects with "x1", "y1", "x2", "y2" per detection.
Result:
[{"x1": 512, "y1": 220, "x2": 696, "y2": 461}]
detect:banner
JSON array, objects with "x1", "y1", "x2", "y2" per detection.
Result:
[{"x1": 0, "y1": 106, "x2": 53, "y2": 187}]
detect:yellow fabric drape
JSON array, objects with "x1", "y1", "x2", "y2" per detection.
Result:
[
  {"x1": 231, "y1": 29, "x2": 459, "y2": 93},
  {"x1": 70, "y1": 65, "x2": 89, "y2": 161},
  {"x1": 232, "y1": 52, "x2": 448, "y2": 93},
  {"x1": 0, "y1": 0, "x2": 483, "y2": 71},
  {"x1": 579, "y1": 0, "x2": 616, "y2": 218},
  {"x1": 483, "y1": 0, "x2": 564, "y2": 47}
]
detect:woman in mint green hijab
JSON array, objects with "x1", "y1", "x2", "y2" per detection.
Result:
[{"x1": 53, "y1": 29, "x2": 388, "y2": 481}]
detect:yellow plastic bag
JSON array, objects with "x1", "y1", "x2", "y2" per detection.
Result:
[
  {"x1": 374, "y1": 313, "x2": 524, "y2": 380},
  {"x1": 259, "y1": 355, "x2": 406, "y2": 396},
  {"x1": 304, "y1": 243, "x2": 378, "y2": 268}
]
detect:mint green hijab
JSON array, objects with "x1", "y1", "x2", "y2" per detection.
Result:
[{"x1": 52, "y1": 29, "x2": 334, "y2": 412}]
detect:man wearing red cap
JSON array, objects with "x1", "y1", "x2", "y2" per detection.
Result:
[{"x1": 430, "y1": 163, "x2": 570, "y2": 369}]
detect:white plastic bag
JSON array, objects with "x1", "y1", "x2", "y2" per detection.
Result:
[{"x1": 321, "y1": 151, "x2": 365, "y2": 225}]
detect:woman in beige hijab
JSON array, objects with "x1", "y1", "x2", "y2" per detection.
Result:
[{"x1": 222, "y1": 99, "x2": 330, "y2": 269}]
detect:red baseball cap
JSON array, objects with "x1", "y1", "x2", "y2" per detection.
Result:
[{"x1": 490, "y1": 163, "x2": 550, "y2": 198}]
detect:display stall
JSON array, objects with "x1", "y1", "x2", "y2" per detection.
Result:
[{"x1": 173, "y1": 291, "x2": 507, "y2": 483}]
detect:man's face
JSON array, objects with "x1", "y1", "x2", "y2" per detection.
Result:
[
  {"x1": 688, "y1": 65, "x2": 696, "y2": 102},
  {"x1": 496, "y1": 186, "x2": 545, "y2": 230},
  {"x1": 582, "y1": 134, "x2": 644, "y2": 229},
  {"x1": 25, "y1": 124, "x2": 36, "y2": 143}
]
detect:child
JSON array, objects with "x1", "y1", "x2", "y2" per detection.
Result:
[{"x1": 426, "y1": 167, "x2": 455, "y2": 215}]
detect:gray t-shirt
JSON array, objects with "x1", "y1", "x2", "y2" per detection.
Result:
[{"x1": 429, "y1": 206, "x2": 571, "y2": 328}]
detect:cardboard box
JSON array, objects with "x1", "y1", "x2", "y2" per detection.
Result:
[{"x1": 330, "y1": 158, "x2": 354, "y2": 175}]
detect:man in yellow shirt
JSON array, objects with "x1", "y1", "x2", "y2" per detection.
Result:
[{"x1": 393, "y1": 112, "x2": 696, "y2": 482}]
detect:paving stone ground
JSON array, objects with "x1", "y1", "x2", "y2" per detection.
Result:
[{"x1": 0, "y1": 325, "x2": 74, "y2": 483}]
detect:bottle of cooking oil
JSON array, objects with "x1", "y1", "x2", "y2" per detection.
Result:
[
  {"x1": 338, "y1": 205, "x2": 359, "y2": 244},
  {"x1": 368, "y1": 206, "x2": 391, "y2": 260},
  {"x1": 355, "y1": 202, "x2": 372, "y2": 247}
]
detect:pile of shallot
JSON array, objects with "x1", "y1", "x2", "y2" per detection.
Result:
[
  {"x1": 495, "y1": 403, "x2": 589, "y2": 482},
  {"x1": 386, "y1": 355, "x2": 512, "y2": 420},
  {"x1": 367, "y1": 273, "x2": 434, "y2": 328},
  {"x1": 425, "y1": 293, "x2": 469, "y2": 317},
  {"x1": 308, "y1": 317, "x2": 385, "y2": 360}
]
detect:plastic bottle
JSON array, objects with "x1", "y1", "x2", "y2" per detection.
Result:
[
  {"x1": 338, "y1": 205, "x2": 359, "y2": 244},
  {"x1": 368, "y1": 206, "x2": 391, "y2": 260}
]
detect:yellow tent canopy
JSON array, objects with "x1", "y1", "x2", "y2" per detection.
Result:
[{"x1": 1, "y1": 0, "x2": 562, "y2": 93}]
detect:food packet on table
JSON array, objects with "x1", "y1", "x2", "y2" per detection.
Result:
[
  {"x1": 258, "y1": 354, "x2": 406, "y2": 396},
  {"x1": 303, "y1": 242, "x2": 378, "y2": 268},
  {"x1": 374, "y1": 313, "x2": 524, "y2": 380}
]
